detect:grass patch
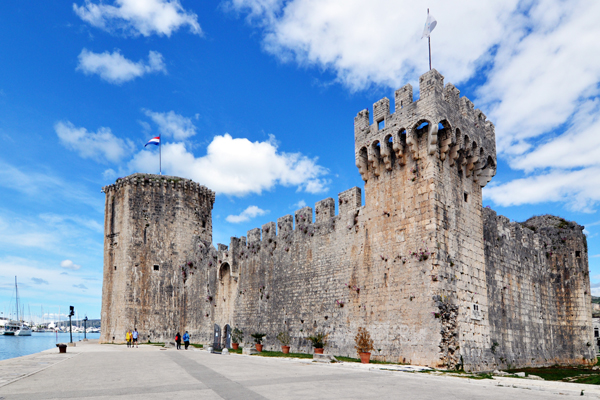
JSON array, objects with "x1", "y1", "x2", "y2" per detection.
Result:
[
  {"x1": 145, "y1": 342, "x2": 165, "y2": 347},
  {"x1": 335, "y1": 356, "x2": 361, "y2": 363},
  {"x1": 189, "y1": 343, "x2": 203, "y2": 348},
  {"x1": 506, "y1": 362, "x2": 600, "y2": 383},
  {"x1": 252, "y1": 350, "x2": 313, "y2": 359},
  {"x1": 335, "y1": 355, "x2": 407, "y2": 365},
  {"x1": 472, "y1": 373, "x2": 494, "y2": 380}
]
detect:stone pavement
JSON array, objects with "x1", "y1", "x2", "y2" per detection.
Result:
[{"x1": 1, "y1": 340, "x2": 600, "y2": 399}]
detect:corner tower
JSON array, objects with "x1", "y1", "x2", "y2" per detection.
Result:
[
  {"x1": 354, "y1": 69, "x2": 498, "y2": 370},
  {"x1": 100, "y1": 173, "x2": 215, "y2": 343}
]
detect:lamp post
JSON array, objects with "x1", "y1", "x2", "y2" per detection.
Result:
[
  {"x1": 69, "y1": 306, "x2": 74, "y2": 343},
  {"x1": 83, "y1": 316, "x2": 88, "y2": 340}
]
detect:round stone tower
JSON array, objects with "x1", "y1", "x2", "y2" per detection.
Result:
[{"x1": 100, "y1": 173, "x2": 215, "y2": 343}]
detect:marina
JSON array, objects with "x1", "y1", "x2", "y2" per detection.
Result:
[{"x1": 0, "y1": 332, "x2": 100, "y2": 361}]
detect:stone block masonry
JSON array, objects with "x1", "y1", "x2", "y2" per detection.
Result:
[{"x1": 100, "y1": 70, "x2": 594, "y2": 371}]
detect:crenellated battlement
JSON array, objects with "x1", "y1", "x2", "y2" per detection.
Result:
[
  {"x1": 354, "y1": 69, "x2": 496, "y2": 187},
  {"x1": 102, "y1": 173, "x2": 216, "y2": 206},
  {"x1": 219, "y1": 187, "x2": 363, "y2": 251}
]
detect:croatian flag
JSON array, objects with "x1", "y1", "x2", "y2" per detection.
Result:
[{"x1": 145, "y1": 137, "x2": 160, "y2": 147}]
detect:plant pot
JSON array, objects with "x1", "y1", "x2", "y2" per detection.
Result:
[
  {"x1": 231, "y1": 343, "x2": 239, "y2": 350},
  {"x1": 314, "y1": 348, "x2": 324, "y2": 354},
  {"x1": 255, "y1": 343, "x2": 263, "y2": 352},
  {"x1": 282, "y1": 345, "x2": 290, "y2": 354},
  {"x1": 359, "y1": 352, "x2": 371, "y2": 364}
]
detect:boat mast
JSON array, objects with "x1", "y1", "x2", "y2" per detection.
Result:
[{"x1": 15, "y1": 276, "x2": 19, "y2": 322}]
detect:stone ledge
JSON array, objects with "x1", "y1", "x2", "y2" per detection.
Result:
[{"x1": 313, "y1": 354, "x2": 337, "y2": 363}]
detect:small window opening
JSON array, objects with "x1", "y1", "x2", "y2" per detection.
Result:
[
  {"x1": 202, "y1": 219, "x2": 206, "y2": 228},
  {"x1": 464, "y1": 193, "x2": 469, "y2": 202},
  {"x1": 576, "y1": 251, "x2": 581, "y2": 258},
  {"x1": 154, "y1": 264, "x2": 160, "y2": 271},
  {"x1": 595, "y1": 328, "x2": 599, "y2": 338},
  {"x1": 114, "y1": 265, "x2": 117, "y2": 271},
  {"x1": 378, "y1": 119, "x2": 385, "y2": 130},
  {"x1": 473, "y1": 304, "x2": 479, "y2": 311},
  {"x1": 400, "y1": 100, "x2": 403, "y2": 109}
]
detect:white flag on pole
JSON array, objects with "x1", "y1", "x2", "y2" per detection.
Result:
[{"x1": 421, "y1": 13, "x2": 437, "y2": 39}]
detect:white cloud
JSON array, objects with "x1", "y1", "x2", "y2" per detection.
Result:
[
  {"x1": 476, "y1": 0, "x2": 600, "y2": 156},
  {"x1": 39, "y1": 214, "x2": 103, "y2": 234},
  {"x1": 507, "y1": 100, "x2": 600, "y2": 171},
  {"x1": 32, "y1": 277, "x2": 49, "y2": 285},
  {"x1": 0, "y1": 160, "x2": 103, "y2": 213},
  {"x1": 228, "y1": 0, "x2": 600, "y2": 211},
  {"x1": 227, "y1": 0, "x2": 519, "y2": 91},
  {"x1": 103, "y1": 168, "x2": 118, "y2": 180},
  {"x1": 291, "y1": 200, "x2": 306, "y2": 209},
  {"x1": 55, "y1": 120, "x2": 134, "y2": 163},
  {"x1": 483, "y1": 167, "x2": 600, "y2": 213},
  {"x1": 61, "y1": 260, "x2": 82, "y2": 271},
  {"x1": 226, "y1": 205, "x2": 269, "y2": 223},
  {"x1": 143, "y1": 109, "x2": 197, "y2": 140},
  {"x1": 73, "y1": 0, "x2": 202, "y2": 37},
  {"x1": 77, "y1": 49, "x2": 166, "y2": 84},
  {"x1": 0, "y1": 215, "x2": 58, "y2": 251},
  {"x1": 592, "y1": 254, "x2": 600, "y2": 258},
  {"x1": 128, "y1": 134, "x2": 329, "y2": 196}
]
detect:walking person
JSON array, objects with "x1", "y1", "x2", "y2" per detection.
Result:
[
  {"x1": 126, "y1": 330, "x2": 132, "y2": 348},
  {"x1": 132, "y1": 328, "x2": 139, "y2": 348},
  {"x1": 175, "y1": 332, "x2": 181, "y2": 350},
  {"x1": 183, "y1": 331, "x2": 190, "y2": 350}
]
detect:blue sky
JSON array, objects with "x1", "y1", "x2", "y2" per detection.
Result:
[{"x1": 1, "y1": 0, "x2": 600, "y2": 321}]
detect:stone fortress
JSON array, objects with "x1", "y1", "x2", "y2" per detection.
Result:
[{"x1": 101, "y1": 69, "x2": 594, "y2": 371}]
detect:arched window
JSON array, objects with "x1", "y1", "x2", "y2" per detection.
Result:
[
  {"x1": 219, "y1": 262, "x2": 231, "y2": 281},
  {"x1": 359, "y1": 147, "x2": 368, "y2": 168}
]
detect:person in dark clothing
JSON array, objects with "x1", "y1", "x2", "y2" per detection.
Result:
[
  {"x1": 175, "y1": 332, "x2": 181, "y2": 350},
  {"x1": 183, "y1": 331, "x2": 190, "y2": 350}
]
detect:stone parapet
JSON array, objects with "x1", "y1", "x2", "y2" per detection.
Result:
[{"x1": 354, "y1": 69, "x2": 496, "y2": 187}]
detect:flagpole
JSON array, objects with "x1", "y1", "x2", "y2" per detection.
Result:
[
  {"x1": 428, "y1": 9, "x2": 431, "y2": 70},
  {"x1": 159, "y1": 135, "x2": 162, "y2": 175}
]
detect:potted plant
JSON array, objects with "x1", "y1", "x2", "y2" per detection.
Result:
[
  {"x1": 307, "y1": 332, "x2": 328, "y2": 354},
  {"x1": 277, "y1": 331, "x2": 291, "y2": 354},
  {"x1": 354, "y1": 327, "x2": 374, "y2": 363},
  {"x1": 251, "y1": 333, "x2": 266, "y2": 352},
  {"x1": 231, "y1": 327, "x2": 243, "y2": 350}
]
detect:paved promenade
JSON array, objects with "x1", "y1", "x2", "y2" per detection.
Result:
[{"x1": 1, "y1": 340, "x2": 599, "y2": 399}]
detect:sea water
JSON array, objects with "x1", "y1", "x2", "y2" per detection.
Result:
[{"x1": 0, "y1": 332, "x2": 101, "y2": 361}]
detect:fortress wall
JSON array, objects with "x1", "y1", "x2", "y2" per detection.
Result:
[
  {"x1": 483, "y1": 209, "x2": 595, "y2": 368},
  {"x1": 215, "y1": 179, "x2": 446, "y2": 366}
]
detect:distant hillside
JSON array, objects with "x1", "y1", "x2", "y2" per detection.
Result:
[{"x1": 592, "y1": 296, "x2": 600, "y2": 304}]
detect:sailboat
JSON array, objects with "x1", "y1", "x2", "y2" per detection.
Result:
[{"x1": 3, "y1": 277, "x2": 32, "y2": 336}]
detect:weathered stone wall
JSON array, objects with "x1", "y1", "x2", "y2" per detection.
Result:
[
  {"x1": 100, "y1": 173, "x2": 215, "y2": 343},
  {"x1": 483, "y1": 211, "x2": 595, "y2": 368},
  {"x1": 99, "y1": 69, "x2": 593, "y2": 372}
]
